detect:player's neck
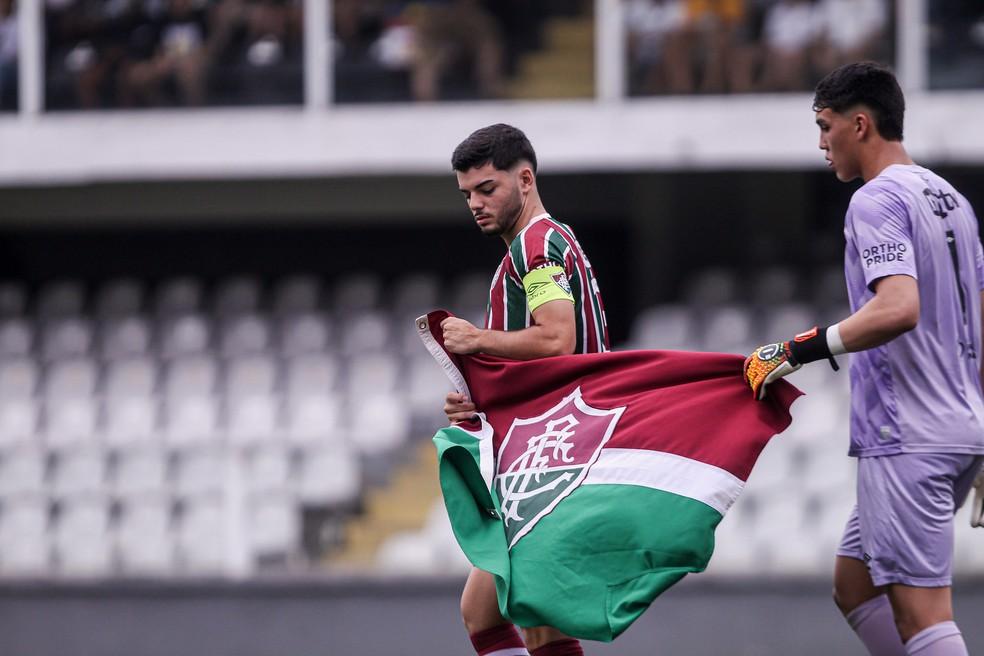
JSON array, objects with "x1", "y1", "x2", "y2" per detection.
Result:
[
  {"x1": 861, "y1": 142, "x2": 914, "y2": 182},
  {"x1": 501, "y1": 197, "x2": 548, "y2": 245}
]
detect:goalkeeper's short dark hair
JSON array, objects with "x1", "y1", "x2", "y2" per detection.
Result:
[
  {"x1": 452, "y1": 124, "x2": 538, "y2": 173},
  {"x1": 813, "y1": 62, "x2": 905, "y2": 142}
]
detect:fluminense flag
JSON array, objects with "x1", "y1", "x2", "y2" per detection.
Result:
[{"x1": 417, "y1": 310, "x2": 801, "y2": 642}]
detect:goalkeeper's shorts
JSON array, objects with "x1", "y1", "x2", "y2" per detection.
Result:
[{"x1": 836, "y1": 452, "x2": 983, "y2": 587}]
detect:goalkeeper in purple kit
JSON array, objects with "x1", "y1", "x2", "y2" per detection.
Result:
[{"x1": 745, "y1": 62, "x2": 984, "y2": 656}]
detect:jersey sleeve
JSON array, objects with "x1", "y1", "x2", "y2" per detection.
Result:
[
  {"x1": 847, "y1": 185, "x2": 916, "y2": 291},
  {"x1": 510, "y1": 223, "x2": 575, "y2": 313}
]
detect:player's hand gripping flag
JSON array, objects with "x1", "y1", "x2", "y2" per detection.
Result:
[{"x1": 744, "y1": 342, "x2": 802, "y2": 401}]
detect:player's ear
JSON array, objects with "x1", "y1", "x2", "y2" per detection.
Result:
[
  {"x1": 854, "y1": 112, "x2": 870, "y2": 141},
  {"x1": 517, "y1": 164, "x2": 535, "y2": 192}
]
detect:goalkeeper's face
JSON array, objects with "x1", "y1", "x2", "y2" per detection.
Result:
[
  {"x1": 816, "y1": 107, "x2": 862, "y2": 182},
  {"x1": 456, "y1": 163, "x2": 527, "y2": 238}
]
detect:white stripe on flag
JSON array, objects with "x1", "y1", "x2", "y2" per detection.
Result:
[
  {"x1": 582, "y1": 448, "x2": 744, "y2": 516},
  {"x1": 484, "y1": 649, "x2": 530, "y2": 656}
]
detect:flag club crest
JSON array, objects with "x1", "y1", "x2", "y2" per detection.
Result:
[{"x1": 496, "y1": 387, "x2": 625, "y2": 549}]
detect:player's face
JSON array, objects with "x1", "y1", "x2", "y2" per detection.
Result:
[
  {"x1": 816, "y1": 108, "x2": 861, "y2": 182},
  {"x1": 456, "y1": 163, "x2": 524, "y2": 237}
]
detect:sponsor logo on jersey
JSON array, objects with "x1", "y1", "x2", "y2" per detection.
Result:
[{"x1": 496, "y1": 387, "x2": 624, "y2": 549}]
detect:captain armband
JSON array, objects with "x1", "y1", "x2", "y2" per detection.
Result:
[{"x1": 522, "y1": 265, "x2": 574, "y2": 313}]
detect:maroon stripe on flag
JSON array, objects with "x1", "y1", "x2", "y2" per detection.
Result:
[{"x1": 423, "y1": 310, "x2": 800, "y2": 482}]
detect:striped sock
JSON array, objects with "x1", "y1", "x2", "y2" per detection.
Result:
[
  {"x1": 530, "y1": 638, "x2": 584, "y2": 656},
  {"x1": 469, "y1": 624, "x2": 530, "y2": 656}
]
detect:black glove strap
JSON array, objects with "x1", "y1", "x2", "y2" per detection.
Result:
[{"x1": 788, "y1": 326, "x2": 840, "y2": 372}]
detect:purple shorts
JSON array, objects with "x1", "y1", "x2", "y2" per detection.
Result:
[{"x1": 836, "y1": 452, "x2": 983, "y2": 587}]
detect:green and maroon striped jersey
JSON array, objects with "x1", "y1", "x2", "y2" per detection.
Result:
[{"x1": 485, "y1": 214, "x2": 609, "y2": 353}]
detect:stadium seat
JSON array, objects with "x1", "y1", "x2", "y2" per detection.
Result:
[
  {"x1": 762, "y1": 303, "x2": 815, "y2": 342},
  {"x1": 43, "y1": 357, "x2": 98, "y2": 399},
  {"x1": 0, "y1": 282, "x2": 27, "y2": 317},
  {"x1": 333, "y1": 273, "x2": 382, "y2": 312},
  {"x1": 110, "y1": 447, "x2": 169, "y2": 498},
  {"x1": 448, "y1": 271, "x2": 490, "y2": 320},
  {"x1": 248, "y1": 492, "x2": 298, "y2": 559},
  {"x1": 295, "y1": 445, "x2": 360, "y2": 505},
  {"x1": 214, "y1": 276, "x2": 262, "y2": 317},
  {"x1": 115, "y1": 496, "x2": 175, "y2": 574},
  {"x1": 271, "y1": 275, "x2": 323, "y2": 316},
  {"x1": 219, "y1": 314, "x2": 272, "y2": 356},
  {"x1": 154, "y1": 277, "x2": 204, "y2": 317},
  {"x1": 104, "y1": 396, "x2": 158, "y2": 448},
  {"x1": 160, "y1": 314, "x2": 211, "y2": 358},
  {"x1": 285, "y1": 354, "x2": 337, "y2": 397},
  {"x1": 751, "y1": 267, "x2": 799, "y2": 305},
  {"x1": 0, "y1": 447, "x2": 46, "y2": 497},
  {"x1": 0, "y1": 357, "x2": 39, "y2": 398},
  {"x1": 173, "y1": 447, "x2": 226, "y2": 497},
  {"x1": 36, "y1": 280, "x2": 86, "y2": 318},
  {"x1": 0, "y1": 399, "x2": 39, "y2": 448},
  {"x1": 683, "y1": 268, "x2": 737, "y2": 307},
  {"x1": 98, "y1": 316, "x2": 153, "y2": 360},
  {"x1": 225, "y1": 354, "x2": 278, "y2": 398},
  {"x1": 0, "y1": 318, "x2": 33, "y2": 356},
  {"x1": 628, "y1": 305, "x2": 695, "y2": 350},
  {"x1": 226, "y1": 394, "x2": 280, "y2": 447},
  {"x1": 392, "y1": 272, "x2": 441, "y2": 316},
  {"x1": 40, "y1": 317, "x2": 94, "y2": 360},
  {"x1": 245, "y1": 444, "x2": 291, "y2": 494},
  {"x1": 163, "y1": 355, "x2": 218, "y2": 400},
  {"x1": 279, "y1": 312, "x2": 331, "y2": 355},
  {"x1": 700, "y1": 304, "x2": 753, "y2": 354},
  {"x1": 50, "y1": 447, "x2": 106, "y2": 498},
  {"x1": 175, "y1": 495, "x2": 234, "y2": 573},
  {"x1": 339, "y1": 310, "x2": 390, "y2": 353},
  {"x1": 45, "y1": 397, "x2": 98, "y2": 449},
  {"x1": 406, "y1": 353, "x2": 453, "y2": 415},
  {"x1": 94, "y1": 278, "x2": 145, "y2": 318},
  {"x1": 349, "y1": 394, "x2": 409, "y2": 455},
  {"x1": 0, "y1": 496, "x2": 50, "y2": 575},
  {"x1": 52, "y1": 496, "x2": 113, "y2": 575},
  {"x1": 105, "y1": 357, "x2": 158, "y2": 399},
  {"x1": 285, "y1": 393, "x2": 345, "y2": 445},
  {"x1": 346, "y1": 352, "x2": 400, "y2": 398},
  {"x1": 164, "y1": 396, "x2": 219, "y2": 447}
]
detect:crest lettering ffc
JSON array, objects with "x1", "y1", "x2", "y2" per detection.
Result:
[
  {"x1": 495, "y1": 387, "x2": 625, "y2": 549},
  {"x1": 552, "y1": 272, "x2": 572, "y2": 295}
]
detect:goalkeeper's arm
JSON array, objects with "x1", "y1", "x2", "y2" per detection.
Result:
[{"x1": 744, "y1": 275, "x2": 919, "y2": 399}]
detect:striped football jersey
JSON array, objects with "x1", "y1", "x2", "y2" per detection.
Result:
[{"x1": 485, "y1": 214, "x2": 609, "y2": 353}]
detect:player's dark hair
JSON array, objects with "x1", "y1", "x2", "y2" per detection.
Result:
[
  {"x1": 813, "y1": 62, "x2": 905, "y2": 141},
  {"x1": 452, "y1": 124, "x2": 538, "y2": 173}
]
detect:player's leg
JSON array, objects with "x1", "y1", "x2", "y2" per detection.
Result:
[
  {"x1": 462, "y1": 566, "x2": 529, "y2": 655},
  {"x1": 521, "y1": 626, "x2": 583, "y2": 655},
  {"x1": 833, "y1": 506, "x2": 904, "y2": 655},
  {"x1": 857, "y1": 454, "x2": 981, "y2": 656}
]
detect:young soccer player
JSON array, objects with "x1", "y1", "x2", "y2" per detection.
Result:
[
  {"x1": 442, "y1": 123, "x2": 609, "y2": 656},
  {"x1": 744, "y1": 62, "x2": 984, "y2": 656}
]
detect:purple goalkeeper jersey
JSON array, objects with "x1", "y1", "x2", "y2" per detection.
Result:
[{"x1": 844, "y1": 164, "x2": 984, "y2": 457}]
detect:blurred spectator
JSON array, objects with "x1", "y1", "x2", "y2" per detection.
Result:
[
  {"x1": 44, "y1": 0, "x2": 302, "y2": 109},
  {"x1": 0, "y1": 0, "x2": 15, "y2": 110},
  {"x1": 929, "y1": 0, "x2": 984, "y2": 89},
  {"x1": 814, "y1": 0, "x2": 888, "y2": 73},
  {"x1": 121, "y1": 0, "x2": 209, "y2": 106},
  {"x1": 760, "y1": 0, "x2": 820, "y2": 92},
  {"x1": 625, "y1": 0, "x2": 688, "y2": 95},
  {"x1": 627, "y1": 0, "x2": 893, "y2": 95},
  {"x1": 405, "y1": 0, "x2": 504, "y2": 101}
]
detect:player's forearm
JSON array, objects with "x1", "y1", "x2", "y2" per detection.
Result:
[
  {"x1": 476, "y1": 324, "x2": 575, "y2": 360},
  {"x1": 837, "y1": 293, "x2": 919, "y2": 352}
]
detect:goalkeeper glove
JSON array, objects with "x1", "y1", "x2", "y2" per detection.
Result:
[
  {"x1": 970, "y1": 469, "x2": 984, "y2": 528},
  {"x1": 744, "y1": 326, "x2": 840, "y2": 400}
]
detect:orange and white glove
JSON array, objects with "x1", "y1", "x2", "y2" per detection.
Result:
[
  {"x1": 744, "y1": 326, "x2": 843, "y2": 400},
  {"x1": 744, "y1": 342, "x2": 801, "y2": 401}
]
